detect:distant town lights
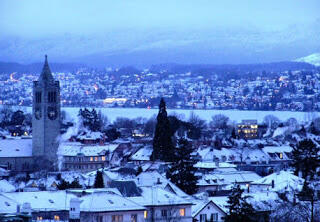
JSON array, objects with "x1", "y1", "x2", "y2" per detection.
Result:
[{"x1": 103, "y1": 98, "x2": 127, "y2": 104}]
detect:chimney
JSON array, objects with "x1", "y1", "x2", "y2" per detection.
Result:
[
  {"x1": 215, "y1": 158, "x2": 219, "y2": 167},
  {"x1": 156, "y1": 178, "x2": 161, "y2": 184},
  {"x1": 69, "y1": 198, "x2": 81, "y2": 220},
  {"x1": 21, "y1": 202, "x2": 32, "y2": 215}
]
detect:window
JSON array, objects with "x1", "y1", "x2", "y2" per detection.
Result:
[
  {"x1": 179, "y1": 208, "x2": 185, "y2": 216},
  {"x1": 97, "y1": 216, "x2": 103, "y2": 222},
  {"x1": 131, "y1": 214, "x2": 137, "y2": 222},
  {"x1": 48, "y1": 91, "x2": 57, "y2": 103},
  {"x1": 279, "y1": 153, "x2": 283, "y2": 159},
  {"x1": 144, "y1": 210, "x2": 148, "y2": 219},
  {"x1": 112, "y1": 215, "x2": 123, "y2": 222},
  {"x1": 90, "y1": 157, "x2": 93, "y2": 161},
  {"x1": 161, "y1": 209, "x2": 167, "y2": 217},
  {"x1": 211, "y1": 213, "x2": 218, "y2": 222},
  {"x1": 37, "y1": 216, "x2": 43, "y2": 221},
  {"x1": 102, "y1": 156, "x2": 106, "y2": 161},
  {"x1": 200, "y1": 214, "x2": 207, "y2": 222},
  {"x1": 54, "y1": 215, "x2": 60, "y2": 221},
  {"x1": 36, "y1": 92, "x2": 42, "y2": 103},
  {"x1": 95, "y1": 157, "x2": 98, "y2": 161}
]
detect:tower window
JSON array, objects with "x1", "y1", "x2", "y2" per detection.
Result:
[
  {"x1": 36, "y1": 92, "x2": 42, "y2": 103},
  {"x1": 48, "y1": 91, "x2": 56, "y2": 103}
]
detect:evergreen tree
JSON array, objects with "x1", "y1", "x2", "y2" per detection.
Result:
[
  {"x1": 57, "y1": 178, "x2": 82, "y2": 190},
  {"x1": 166, "y1": 138, "x2": 198, "y2": 195},
  {"x1": 292, "y1": 139, "x2": 319, "y2": 179},
  {"x1": 10, "y1": 110, "x2": 25, "y2": 126},
  {"x1": 94, "y1": 170, "x2": 105, "y2": 188},
  {"x1": 231, "y1": 127, "x2": 237, "y2": 139},
  {"x1": 70, "y1": 178, "x2": 82, "y2": 189},
  {"x1": 57, "y1": 179, "x2": 70, "y2": 190},
  {"x1": 152, "y1": 98, "x2": 175, "y2": 161},
  {"x1": 79, "y1": 108, "x2": 102, "y2": 132},
  {"x1": 225, "y1": 184, "x2": 256, "y2": 222}
]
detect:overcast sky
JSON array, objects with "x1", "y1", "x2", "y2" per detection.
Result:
[
  {"x1": 1, "y1": 0, "x2": 319, "y2": 37},
  {"x1": 0, "y1": 0, "x2": 319, "y2": 65}
]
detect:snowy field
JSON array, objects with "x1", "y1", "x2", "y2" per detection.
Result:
[{"x1": 11, "y1": 106, "x2": 320, "y2": 123}]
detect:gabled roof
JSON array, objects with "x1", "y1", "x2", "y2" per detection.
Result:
[
  {"x1": 192, "y1": 200, "x2": 227, "y2": 217},
  {"x1": 251, "y1": 170, "x2": 304, "y2": 192}
]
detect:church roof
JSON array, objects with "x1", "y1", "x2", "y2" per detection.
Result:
[{"x1": 38, "y1": 55, "x2": 54, "y2": 82}]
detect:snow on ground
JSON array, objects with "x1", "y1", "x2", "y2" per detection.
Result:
[{"x1": 19, "y1": 106, "x2": 320, "y2": 123}]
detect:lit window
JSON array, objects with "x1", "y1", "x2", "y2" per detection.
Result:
[
  {"x1": 54, "y1": 215, "x2": 60, "y2": 221},
  {"x1": 180, "y1": 208, "x2": 185, "y2": 216},
  {"x1": 95, "y1": 157, "x2": 98, "y2": 161},
  {"x1": 37, "y1": 216, "x2": 43, "y2": 221},
  {"x1": 102, "y1": 156, "x2": 106, "y2": 161},
  {"x1": 279, "y1": 153, "x2": 283, "y2": 159},
  {"x1": 90, "y1": 157, "x2": 93, "y2": 161},
  {"x1": 144, "y1": 211, "x2": 148, "y2": 219}
]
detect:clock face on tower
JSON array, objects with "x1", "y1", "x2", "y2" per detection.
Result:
[
  {"x1": 35, "y1": 107, "x2": 42, "y2": 120},
  {"x1": 47, "y1": 106, "x2": 58, "y2": 120}
]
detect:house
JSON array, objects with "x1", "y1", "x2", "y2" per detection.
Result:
[
  {"x1": 237, "y1": 120, "x2": 259, "y2": 139},
  {"x1": 0, "y1": 189, "x2": 146, "y2": 222},
  {"x1": 136, "y1": 171, "x2": 189, "y2": 198},
  {"x1": 197, "y1": 170, "x2": 261, "y2": 193},
  {"x1": 192, "y1": 200, "x2": 226, "y2": 222},
  {"x1": 129, "y1": 186, "x2": 193, "y2": 222},
  {"x1": 58, "y1": 142, "x2": 118, "y2": 171},
  {"x1": 0, "y1": 138, "x2": 34, "y2": 172},
  {"x1": 109, "y1": 143, "x2": 133, "y2": 167},
  {"x1": 130, "y1": 146, "x2": 153, "y2": 165},
  {"x1": 250, "y1": 170, "x2": 304, "y2": 193}
]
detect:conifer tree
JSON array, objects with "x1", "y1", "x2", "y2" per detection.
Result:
[
  {"x1": 166, "y1": 138, "x2": 198, "y2": 195},
  {"x1": 152, "y1": 98, "x2": 175, "y2": 161},
  {"x1": 292, "y1": 139, "x2": 319, "y2": 179},
  {"x1": 225, "y1": 184, "x2": 256, "y2": 222},
  {"x1": 94, "y1": 170, "x2": 105, "y2": 188}
]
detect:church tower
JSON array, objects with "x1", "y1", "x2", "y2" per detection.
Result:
[{"x1": 32, "y1": 55, "x2": 60, "y2": 161}]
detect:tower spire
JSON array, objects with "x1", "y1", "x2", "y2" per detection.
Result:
[{"x1": 39, "y1": 54, "x2": 54, "y2": 82}]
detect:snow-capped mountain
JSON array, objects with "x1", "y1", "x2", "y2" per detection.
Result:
[{"x1": 295, "y1": 53, "x2": 320, "y2": 66}]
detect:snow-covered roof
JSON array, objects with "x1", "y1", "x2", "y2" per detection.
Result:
[
  {"x1": 262, "y1": 146, "x2": 292, "y2": 153},
  {"x1": 129, "y1": 186, "x2": 192, "y2": 206},
  {"x1": 130, "y1": 146, "x2": 153, "y2": 161},
  {"x1": 194, "y1": 162, "x2": 237, "y2": 169},
  {"x1": 0, "y1": 138, "x2": 32, "y2": 157},
  {"x1": 136, "y1": 171, "x2": 189, "y2": 198},
  {"x1": 198, "y1": 147, "x2": 270, "y2": 164},
  {"x1": 0, "y1": 194, "x2": 18, "y2": 213},
  {"x1": 209, "y1": 196, "x2": 229, "y2": 213},
  {"x1": 1, "y1": 191, "x2": 75, "y2": 211},
  {"x1": 58, "y1": 142, "x2": 118, "y2": 156},
  {"x1": 80, "y1": 192, "x2": 145, "y2": 212},
  {"x1": 191, "y1": 199, "x2": 226, "y2": 217},
  {"x1": 1, "y1": 189, "x2": 145, "y2": 213},
  {"x1": 251, "y1": 171, "x2": 304, "y2": 192},
  {"x1": 198, "y1": 171, "x2": 261, "y2": 186},
  {"x1": 0, "y1": 180, "x2": 15, "y2": 192}
]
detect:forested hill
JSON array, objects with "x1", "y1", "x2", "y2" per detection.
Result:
[{"x1": 149, "y1": 61, "x2": 315, "y2": 74}]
